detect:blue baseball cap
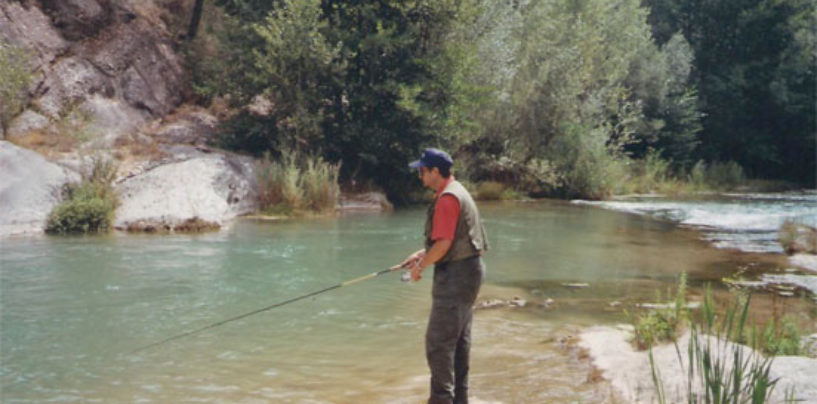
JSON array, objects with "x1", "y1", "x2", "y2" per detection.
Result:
[{"x1": 409, "y1": 148, "x2": 453, "y2": 170}]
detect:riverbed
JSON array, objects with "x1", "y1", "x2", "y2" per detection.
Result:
[{"x1": 1, "y1": 197, "x2": 815, "y2": 403}]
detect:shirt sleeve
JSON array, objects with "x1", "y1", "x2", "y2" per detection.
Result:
[{"x1": 431, "y1": 194, "x2": 460, "y2": 241}]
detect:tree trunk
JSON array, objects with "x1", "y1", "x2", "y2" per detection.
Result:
[{"x1": 187, "y1": 0, "x2": 204, "y2": 41}]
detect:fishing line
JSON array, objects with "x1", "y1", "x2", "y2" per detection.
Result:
[{"x1": 131, "y1": 264, "x2": 404, "y2": 354}]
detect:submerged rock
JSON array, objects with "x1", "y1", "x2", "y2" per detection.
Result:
[
  {"x1": 562, "y1": 282, "x2": 590, "y2": 289},
  {"x1": 114, "y1": 153, "x2": 257, "y2": 232},
  {"x1": 338, "y1": 191, "x2": 393, "y2": 212},
  {"x1": 0, "y1": 141, "x2": 79, "y2": 236}
]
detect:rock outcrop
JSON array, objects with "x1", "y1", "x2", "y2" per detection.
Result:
[
  {"x1": 114, "y1": 152, "x2": 258, "y2": 231},
  {"x1": 580, "y1": 326, "x2": 817, "y2": 404},
  {"x1": 0, "y1": 141, "x2": 78, "y2": 236},
  {"x1": 1, "y1": 0, "x2": 186, "y2": 145}
]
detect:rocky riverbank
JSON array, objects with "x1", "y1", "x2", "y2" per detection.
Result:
[{"x1": 579, "y1": 326, "x2": 817, "y2": 404}]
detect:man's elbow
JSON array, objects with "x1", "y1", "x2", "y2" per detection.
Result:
[{"x1": 435, "y1": 239, "x2": 453, "y2": 255}]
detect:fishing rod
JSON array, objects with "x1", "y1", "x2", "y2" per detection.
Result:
[{"x1": 131, "y1": 264, "x2": 405, "y2": 354}]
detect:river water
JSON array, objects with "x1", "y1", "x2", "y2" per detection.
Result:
[{"x1": 1, "y1": 197, "x2": 814, "y2": 403}]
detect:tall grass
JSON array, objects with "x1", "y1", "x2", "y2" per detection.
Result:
[
  {"x1": 256, "y1": 150, "x2": 340, "y2": 214},
  {"x1": 649, "y1": 287, "x2": 781, "y2": 404}
]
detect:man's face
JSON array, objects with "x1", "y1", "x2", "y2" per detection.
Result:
[{"x1": 417, "y1": 166, "x2": 439, "y2": 189}]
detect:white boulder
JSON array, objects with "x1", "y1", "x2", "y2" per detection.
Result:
[
  {"x1": 0, "y1": 141, "x2": 78, "y2": 236},
  {"x1": 114, "y1": 153, "x2": 257, "y2": 231}
]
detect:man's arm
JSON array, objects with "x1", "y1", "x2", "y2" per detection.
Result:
[{"x1": 410, "y1": 239, "x2": 452, "y2": 281}]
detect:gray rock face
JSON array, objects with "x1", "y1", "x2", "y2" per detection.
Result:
[
  {"x1": 3, "y1": 2, "x2": 187, "y2": 144},
  {"x1": 37, "y1": 56, "x2": 115, "y2": 118},
  {"x1": 0, "y1": 141, "x2": 79, "y2": 236},
  {"x1": 0, "y1": 2, "x2": 69, "y2": 70},
  {"x1": 114, "y1": 154, "x2": 258, "y2": 231},
  {"x1": 83, "y1": 19, "x2": 185, "y2": 116},
  {"x1": 40, "y1": 0, "x2": 110, "y2": 41},
  {"x1": 7, "y1": 110, "x2": 50, "y2": 138},
  {"x1": 154, "y1": 109, "x2": 218, "y2": 145}
]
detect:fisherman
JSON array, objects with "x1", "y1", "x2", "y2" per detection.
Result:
[{"x1": 400, "y1": 148, "x2": 489, "y2": 404}]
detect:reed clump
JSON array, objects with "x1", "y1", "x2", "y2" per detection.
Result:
[
  {"x1": 649, "y1": 287, "x2": 784, "y2": 404},
  {"x1": 256, "y1": 150, "x2": 340, "y2": 215}
]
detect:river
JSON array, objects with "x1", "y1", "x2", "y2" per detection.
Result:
[{"x1": 1, "y1": 196, "x2": 815, "y2": 403}]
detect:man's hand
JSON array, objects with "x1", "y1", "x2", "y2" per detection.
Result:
[
  {"x1": 410, "y1": 261, "x2": 424, "y2": 282},
  {"x1": 401, "y1": 249, "x2": 425, "y2": 269}
]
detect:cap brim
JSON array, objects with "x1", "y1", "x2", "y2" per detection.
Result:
[{"x1": 408, "y1": 160, "x2": 424, "y2": 169}]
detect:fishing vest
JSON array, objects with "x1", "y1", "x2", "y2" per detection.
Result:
[{"x1": 424, "y1": 180, "x2": 489, "y2": 264}]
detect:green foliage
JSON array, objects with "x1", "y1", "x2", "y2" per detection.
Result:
[
  {"x1": 756, "y1": 315, "x2": 802, "y2": 356},
  {"x1": 0, "y1": 41, "x2": 31, "y2": 133},
  {"x1": 256, "y1": 150, "x2": 340, "y2": 214},
  {"x1": 705, "y1": 161, "x2": 746, "y2": 190},
  {"x1": 644, "y1": 0, "x2": 816, "y2": 185},
  {"x1": 632, "y1": 272, "x2": 690, "y2": 349},
  {"x1": 46, "y1": 157, "x2": 119, "y2": 235}
]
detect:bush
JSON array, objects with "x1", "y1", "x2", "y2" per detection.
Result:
[
  {"x1": 476, "y1": 181, "x2": 504, "y2": 201},
  {"x1": 46, "y1": 157, "x2": 118, "y2": 234},
  {"x1": 0, "y1": 41, "x2": 31, "y2": 133}
]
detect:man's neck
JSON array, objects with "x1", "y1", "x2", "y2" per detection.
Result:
[{"x1": 434, "y1": 176, "x2": 454, "y2": 198}]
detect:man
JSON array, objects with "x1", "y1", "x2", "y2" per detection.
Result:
[{"x1": 400, "y1": 148, "x2": 488, "y2": 404}]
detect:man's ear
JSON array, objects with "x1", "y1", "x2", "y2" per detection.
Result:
[{"x1": 430, "y1": 166, "x2": 440, "y2": 177}]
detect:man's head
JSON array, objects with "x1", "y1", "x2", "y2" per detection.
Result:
[{"x1": 409, "y1": 148, "x2": 453, "y2": 189}]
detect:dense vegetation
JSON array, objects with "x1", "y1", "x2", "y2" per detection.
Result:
[{"x1": 188, "y1": 0, "x2": 815, "y2": 201}]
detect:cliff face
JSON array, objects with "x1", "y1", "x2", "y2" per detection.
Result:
[{"x1": 0, "y1": 0, "x2": 187, "y2": 142}]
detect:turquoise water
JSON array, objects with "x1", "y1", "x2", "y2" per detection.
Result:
[{"x1": 0, "y1": 201, "x2": 802, "y2": 403}]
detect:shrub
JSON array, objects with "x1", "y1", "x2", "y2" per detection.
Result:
[
  {"x1": 46, "y1": 157, "x2": 119, "y2": 234},
  {"x1": 0, "y1": 41, "x2": 31, "y2": 133},
  {"x1": 476, "y1": 181, "x2": 504, "y2": 201}
]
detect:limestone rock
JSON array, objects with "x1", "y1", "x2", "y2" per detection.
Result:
[
  {"x1": 79, "y1": 95, "x2": 149, "y2": 146},
  {"x1": 114, "y1": 153, "x2": 257, "y2": 231},
  {"x1": 0, "y1": 2, "x2": 69, "y2": 70},
  {"x1": 84, "y1": 19, "x2": 185, "y2": 116},
  {"x1": 154, "y1": 109, "x2": 218, "y2": 145},
  {"x1": 0, "y1": 141, "x2": 79, "y2": 236},
  {"x1": 39, "y1": 0, "x2": 111, "y2": 41},
  {"x1": 36, "y1": 56, "x2": 115, "y2": 119},
  {"x1": 7, "y1": 110, "x2": 50, "y2": 138}
]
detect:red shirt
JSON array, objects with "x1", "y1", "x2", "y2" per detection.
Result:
[{"x1": 431, "y1": 177, "x2": 460, "y2": 241}]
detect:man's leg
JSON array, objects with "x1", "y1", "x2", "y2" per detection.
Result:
[
  {"x1": 426, "y1": 297, "x2": 461, "y2": 404},
  {"x1": 452, "y1": 257, "x2": 483, "y2": 404},
  {"x1": 453, "y1": 308, "x2": 472, "y2": 404}
]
